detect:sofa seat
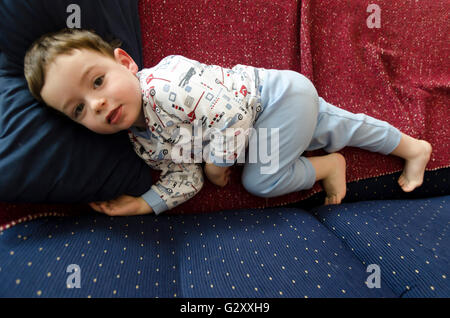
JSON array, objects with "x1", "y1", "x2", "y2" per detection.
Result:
[
  {"x1": 1, "y1": 196, "x2": 448, "y2": 298},
  {"x1": 313, "y1": 197, "x2": 450, "y2": 297}
]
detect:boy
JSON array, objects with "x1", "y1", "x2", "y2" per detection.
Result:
[{"x1": 24, "y1": 29, "x2": 432, "y2": 216}]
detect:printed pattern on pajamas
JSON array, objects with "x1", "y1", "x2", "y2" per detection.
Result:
[{"x1": 128, "y1": 55, "x2": 265, "y2": 214}]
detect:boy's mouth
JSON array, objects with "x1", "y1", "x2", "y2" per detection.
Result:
[{"x1": 106, "y1": 105, "x2": 123, "y2": 124}]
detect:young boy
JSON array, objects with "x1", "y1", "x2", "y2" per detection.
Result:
[{"x1": 24, "y1": 29, "x2": 432, "y2": 216}]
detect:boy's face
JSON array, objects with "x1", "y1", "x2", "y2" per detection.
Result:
[{"x1": 41, "y1": 48, "x2": 144, "y2": 134}]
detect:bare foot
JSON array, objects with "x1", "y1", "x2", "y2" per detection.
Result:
[
  {"x1": 398, "y1": 140, "x2": 432, "y2": 192},
  {"x1": 322, "y1": 153, "x2": 347, "y2": 205}
]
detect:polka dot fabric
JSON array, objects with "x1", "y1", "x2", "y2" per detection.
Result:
[
  {"x1": 0, "y1": 207, "x2": 389, "y2": 298},
  {"x1": 313, "y1": 196, "x2": 450, "y2": 297},
  {"x1": 1, "y1": 196, "x2": 448, "y2": 297},
  {"x1": 138, "y1": 0, "x2": 449, "y2": 215}
]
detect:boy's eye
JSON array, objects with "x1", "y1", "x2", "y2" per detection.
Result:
[
  {"x1": 93, "y1": 76, "x2": 104, "y2": 88},
  {"x1": 74, "y1": 103, "x2": 85, "y2": 118}
]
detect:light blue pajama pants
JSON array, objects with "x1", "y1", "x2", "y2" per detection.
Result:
[{"x1": 241, "y1": 70, "x2": 402, "y2": 198}]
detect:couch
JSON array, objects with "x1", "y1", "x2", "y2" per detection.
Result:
[{"x1": 0, "y1": 0, "x2": 449, "y2": 298}]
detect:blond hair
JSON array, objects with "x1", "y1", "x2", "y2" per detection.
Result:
[{"x1": 24, "y1": 28, "x2": 121, "y2": 102}]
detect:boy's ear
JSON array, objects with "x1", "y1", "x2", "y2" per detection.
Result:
[{"x1": 113, "y1": 48, "x2": 139, "y2": 74}]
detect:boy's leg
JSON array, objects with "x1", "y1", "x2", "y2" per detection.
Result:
[
  {"x1": 242, "y1": 70, "x2": 320, "y2": 197},
  {"x1": 242, "y1": 70, "x2": 350, "y2": 205},
  {"x1": 307, "y1": 98, "x2": 432, "y2": 192},
  {"x1": 390, "y1": 133, "x2": 432, "y2": 192},
  {"x1": 308, "y1": 153, "x2": 347, "y2": 205},
  {"x1": 307, "y1": 97, "x2": 402, "y2": 155}
]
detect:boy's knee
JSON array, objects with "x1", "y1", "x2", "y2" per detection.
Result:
[
  {"x1": 241, "y1": 171, "x2": 276, "y2": 198},
  {"x1": 242, "y1": 178, "x2": 271, "y2": 198},
  {"x1": 283, "y1": 71, "x2": 319, "y2": 119},
  {"x1": 285, "y1": 70, "x2": 318, "y2": 100}
]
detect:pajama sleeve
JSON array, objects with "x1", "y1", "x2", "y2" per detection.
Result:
[
  {"x1": 140, "y1": 161, "x2": 204, "y2": 215},
  {"x1": 207, "y1": 122, "x2": 251, "y2": 167}
]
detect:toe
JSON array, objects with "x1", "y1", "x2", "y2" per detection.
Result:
[
  {"x1": 401, "y1": 182, "x2": 414, "y2": 192},
  {"x1": 402, "y1": 183, "x2": 416, "y2": 192},
  {"x1": 398, "y1": 175, "x2": 405, "y2": 186},
  {"x1": 326, "y1": 195, "x2": 337, "y2": 205}
]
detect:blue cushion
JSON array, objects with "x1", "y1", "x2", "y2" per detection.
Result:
[
  {"x1": 0, "y1": 0, "x2": 143, "y2": 69},
  {"x1": 0, "y1": 207, "x2": 394, "y2": 298},
  {"x1": 0, "y1": 0, "x2": 151, "y2": 203},
  {"x1": 313, "y1": 195, "x2": 450, "y2": 297}
]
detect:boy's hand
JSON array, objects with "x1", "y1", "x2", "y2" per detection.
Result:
[
  {"x1": 89, "y1": 195, "x2": 153, "y2": 216},
  {"x1": 204, "y1": 163, "x2": 232, "y2": 187}
]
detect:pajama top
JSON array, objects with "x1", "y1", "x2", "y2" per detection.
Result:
[{"x1": 128, "y1": 55, "x2": 266, "y2": 214}]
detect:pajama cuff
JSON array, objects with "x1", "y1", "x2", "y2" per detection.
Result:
[
  {"x1": 141, "y1": 188, "x2": 168, "y2": 215},
  {"x1": 209, "y1": 152, "x2": 236, "y2": 167},
  {"x1": 380, "y1": 126, "x2": 402, "y2": 155},
  {"x1": 298, "y1": 156, "x2": 317, "y2": 190},
  {"x1": 211, "y1": 160, "x2": 235, "y2": 167}
]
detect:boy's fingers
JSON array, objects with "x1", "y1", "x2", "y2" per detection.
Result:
[
  {"x1": 89, "y1": 195, "x2": 145, "y2": 216},
  {"x1": 101, "y1": 202, "x2": 112, "y2": 212},
  {"x1": 90, "y1": 199, "x2": 132, "y2": 216},
  {"x1": 89, "y1": 202, "x2": 102, "y2": 213}
]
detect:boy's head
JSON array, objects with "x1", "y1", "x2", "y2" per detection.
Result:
[{"x1": 24, "y1": 29, "x2": 144, "y2": 134}]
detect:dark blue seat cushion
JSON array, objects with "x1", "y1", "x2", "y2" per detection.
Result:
[
  {"x1": 0, "y1": 0, "x2": 151, "y2": 203},
  {"x1": 0, "y1": 207, "x2": 394, "y2": 298},
  {"x1": 313, "y1": 195, "x2": 450, "y2": 297}
]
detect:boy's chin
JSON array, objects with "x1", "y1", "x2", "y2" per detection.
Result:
[
  {"x1": 89, "y1": 118, "x2": 136, "y2": 134},
  {"x1": 92, "y1": 126, "x2": 127, "y2": 135}
]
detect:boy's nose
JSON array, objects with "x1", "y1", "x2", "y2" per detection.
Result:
[{"x1": 91, "y1": 97, "x2": 107, "y2": 114}]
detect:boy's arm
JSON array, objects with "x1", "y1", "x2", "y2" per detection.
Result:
[
  {"x1": 89, "y1": 195, "x2": 153, "y2": 216},
  {"x1": 140, "y1": 162, "x2": 204, "y2": 215},
  {"x1": 90, "y1": 162, "x2": 204, "y2": 216},
  {"x1": 204, "y1": 163, "x2": 232, "y2": 187}
]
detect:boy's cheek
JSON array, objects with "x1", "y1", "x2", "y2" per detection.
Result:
[{"x1": 83, "y1": 121, "x2": 108, "y2": 134}]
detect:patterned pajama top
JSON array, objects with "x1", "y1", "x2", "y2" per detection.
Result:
[{"x1": 128, "y1": 55, "x2": 265, "y2": 214}]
